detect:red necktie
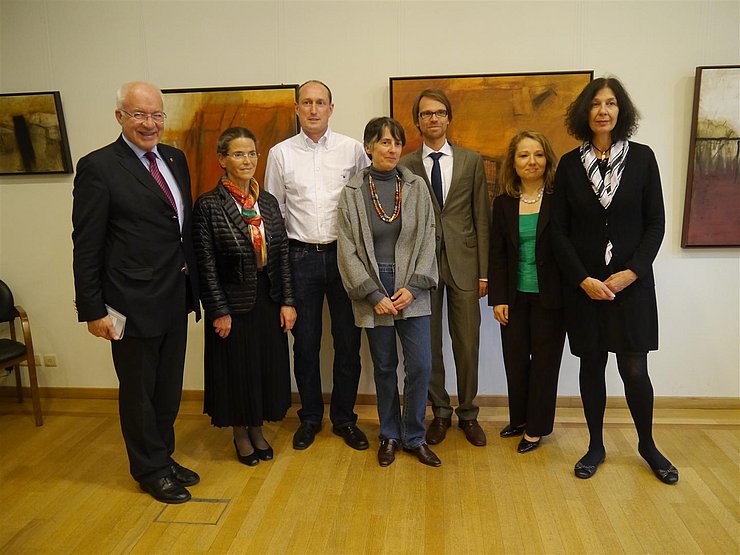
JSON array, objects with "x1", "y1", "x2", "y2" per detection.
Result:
[{"x1": 144, "y1": 151, "x2": 177, "y2": 212}]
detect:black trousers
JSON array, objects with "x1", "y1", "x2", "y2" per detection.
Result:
[
  {"x1": 111, "y1": 315, "x2": 187, "y2": 482},
  {"x1": 500, "y1": 292, "x2": 565, "y2": 436}
]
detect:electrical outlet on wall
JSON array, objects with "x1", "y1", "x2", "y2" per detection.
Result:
[
  {"x1": 21, "y1": 354, "x2": 44, "y2": 367},
  {"x1": 43, "y1": 354, "x2": 58, "y2": 367}
]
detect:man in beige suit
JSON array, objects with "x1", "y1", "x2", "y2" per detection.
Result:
[{"x1": 399, "y1": 88, "x2": 489, "y2": 446}]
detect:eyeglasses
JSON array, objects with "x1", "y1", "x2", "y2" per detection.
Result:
[
  {"x1": 228, "y1": 151, "x2": 260, "y2": 161},
  {"x1": 418, "y1": 109, "x2": 448, "y2": 120},
  {"x1": 120, "y1": 109, "x2": 167, "y2": 123}
]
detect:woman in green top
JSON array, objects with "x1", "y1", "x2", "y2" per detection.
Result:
[{"x1": 488, "y1": 130, "x2": 565, "y2": 453}]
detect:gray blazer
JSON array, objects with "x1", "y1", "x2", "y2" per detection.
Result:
[{"x1": 337, "y1": 165, "x2": 438, "y2": 328}]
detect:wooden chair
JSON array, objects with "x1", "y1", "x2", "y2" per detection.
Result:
[{"x1": 0, "y1": 279, "x2": 42, "y2": 426}]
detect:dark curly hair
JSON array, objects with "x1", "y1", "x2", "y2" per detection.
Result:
[{"x1": 565, "y1": 77, "x2": 640, "y2": 142}]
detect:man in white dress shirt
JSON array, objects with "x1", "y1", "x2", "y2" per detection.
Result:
[{"x1": 265, "y1": 80, "x2": 370, "y2": 451}]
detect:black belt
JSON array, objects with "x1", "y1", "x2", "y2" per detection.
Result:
[{"x1": 289, "y1": 239, "x2": 336, "y2": 252}]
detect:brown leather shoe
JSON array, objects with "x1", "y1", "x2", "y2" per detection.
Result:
[
  {"x1": 425, "y1": 416, "x2": 452, "y2": 445},
  {"x1": 459, "y1": 419, "x2": 487, "y2": 446},
  {"x1": 403, "y1": 443, "x2": 442, "y2": 467},
  {"x1": 377, "y1": 438, "x2": 399, "y2": 467}
]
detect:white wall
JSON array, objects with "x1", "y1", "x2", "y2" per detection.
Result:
[{"x1": 1, "y1": 0, "x2": 738, "y2": 398}]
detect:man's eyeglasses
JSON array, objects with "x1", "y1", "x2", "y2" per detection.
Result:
[
  {"x1": 228, "y1": 151, "x2": 260, "y2": 161},
  {"x1": 418, "y1": 109, "x2": 448, "y2": 120},
  {"x1": 120, "y1": 109, "x2": 167, "y2": 123}
]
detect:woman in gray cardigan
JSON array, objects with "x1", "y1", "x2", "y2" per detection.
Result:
[{"x1": 337, "y1": 117, "x2": 439, "y2": 467}]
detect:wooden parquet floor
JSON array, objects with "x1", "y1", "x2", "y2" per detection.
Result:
[{"x1": 1, "y1": 397, "x2": 738, "y2": 554}]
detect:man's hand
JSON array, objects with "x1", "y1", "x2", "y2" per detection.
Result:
[
  {"x1": 87, "y1": 316, "x2": 119, "y2": 340},
  {"x1": 478, "y1": 280, "x2": 489, "y2": 298}
]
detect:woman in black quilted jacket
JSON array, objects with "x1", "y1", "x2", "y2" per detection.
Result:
[{"x1": 193, "y1": 127, "x2": 296, "y2": 466}]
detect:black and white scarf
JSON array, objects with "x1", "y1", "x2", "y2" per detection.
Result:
[
  {"x1": 580, "y1": 140, "x2": 629, "y2": 264},
  {"x1": 581, "y1": 139, "x2": 629, "y2": 209}
]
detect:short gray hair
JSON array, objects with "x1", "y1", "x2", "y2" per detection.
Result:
[{"x1": 116, "y1": 81, "x2": 164, "y2": 110}]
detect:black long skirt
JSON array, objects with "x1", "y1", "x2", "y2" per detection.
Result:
[{"x1": 203, "y1": 273, "x2": 291, "y2": 427}]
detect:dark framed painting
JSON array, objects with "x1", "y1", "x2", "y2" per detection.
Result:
[
  {"x1": 161, "y1": 84, "x2": 299, "y2": 200},
  {"x1": 390, "y1": 71, "x2": 592, "y2": 202},
  {"x1": 681, "y1": 65, "x2": 740, "y2": 248},
  {"x1": 0, "y1": 91, "x2": 73, "y2": 175}
]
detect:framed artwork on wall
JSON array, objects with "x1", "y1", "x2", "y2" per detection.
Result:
[
  {"x1": 0, "y1": 91, "x2": 73, "y2": 175},
  {"x1": 390, "y1": 71, "x2": 592, "y2": 202},
  {"x1": 161, "y1": 84, "x2": 299, "y2": 200},
  {"x1": 681, "y1": 65, "x2": 740, "y2": 248}
]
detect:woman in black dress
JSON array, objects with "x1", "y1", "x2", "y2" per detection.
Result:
[
  {"x1": 489, "y1": 130, "x2": 565, "y2": 454},
  {"x1": 551, "y1": 77, "x2": 678, "y2": 484},
  {"x1": 193, "y1": 127, "x2": 296, "y2": 466}
]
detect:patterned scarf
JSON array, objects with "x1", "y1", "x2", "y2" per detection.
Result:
[
  {"x1": 580, "y1": 140, "x2": 629, "y2": 209},
  {"x1": 580, "y1": 140, "x2": 629, "y2": 265},
  {"x1": 221, "y1": 176, "x2": 267, "y2": 269}
]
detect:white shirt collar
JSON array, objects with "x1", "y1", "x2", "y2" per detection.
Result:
[
  {"x1": 300, "y1": 127, "x2": 333, "y2": 149},
  {"x1": 422, "y1": 139, "x2": 452, "y2": 158},
  {"x1": 121, "y1": 134, "x2": 161, "y2": 160}
]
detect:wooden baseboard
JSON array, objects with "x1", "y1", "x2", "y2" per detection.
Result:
[{"x1": 1, "y1": 386, "x2": 738, "y2": 410}]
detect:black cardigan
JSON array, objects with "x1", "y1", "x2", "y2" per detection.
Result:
[
  {"x1": 550, "y1": 142, "x2": 665, "y2": 354},
  {"x1": 193, "y1": 182, "x2": 295, "y2": 320},
  {"x1": 488, "y1": 192, "x2": 562, "y2": 310}
]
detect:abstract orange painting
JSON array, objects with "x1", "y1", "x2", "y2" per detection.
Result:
[
  {"x1": 162, "y1": 85, "x2": 298, "y2": 201},
  {"x1": 390, "y1": 71, "x2": 592, "y2": 202}
]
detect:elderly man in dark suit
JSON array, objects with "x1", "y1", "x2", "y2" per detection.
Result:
[
  {"x1": 400, "y1": 88, "x2": 489, "y2": 447},
  {"x1": 72, "y1": 81, "x2": 201, "y2": 504}
]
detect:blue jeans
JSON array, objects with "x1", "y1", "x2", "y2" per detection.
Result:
[
  {"x1": 289, "y1": 244, "x2": 362, "y2": 426},
  {"x1": 365, "y1": 263, "x2": 432, "y2": 448}
]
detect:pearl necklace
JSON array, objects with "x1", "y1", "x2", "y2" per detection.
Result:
[{"x1": 520, "y1": 187, "x2": 544, "y2": 204}]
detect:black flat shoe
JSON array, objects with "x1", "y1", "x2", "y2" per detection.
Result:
[
  {"x1": 517, "y1": 437, "x2": 541, "y2": 453},
  {"x1": 253, "y1": 444, "x2": 274, "y2": 461},
  {"x1": 651, "y1": 464, "x2": 679, "y2": 485},
  {"x1": 574, "y1": 452, "x2": 606, "y2": 479},
  {"x1": 500, "y1": 424, "x2": 525, "y2": 438},
  {"x1": 333, "y1": 423, "x2": 369, "y2": 451},
  {"x1": 233, "y1": 439, "x2": 259, "y2": 466}
]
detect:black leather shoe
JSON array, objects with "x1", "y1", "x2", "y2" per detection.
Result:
[
  {"x1": 426, "y1": 416, "x2": 452, "y2": 445},
  {"x1": 293, "y1": 421, "x2": 321, "y2": 450},
  {"x1": 517, "y1": 436, "x2": 541, "y2": 454},
  {"x1": 253, "y1": 444, "x2": 274, "y2": 461},
  {"x1": 234, "y1": 439, "x2": 259, "y2": 466},
  {"x1": 574, "y1": 452, "x2": 606, "y2": 479},
  {"x1": 377, "y1": 438, "x2": 399, "y2": 467},
  {"x1": 140, "y1": 476, "x2": 191, "y2": 504},
  {"x1": 170, "y1": 462, "x2": 200, "y2": 486},
  {"x1": 403, "y1": 443, "x2": 442, "y2": 467},
  {"x1": 651, "y1": 464, "x2": 679, "y2": 485},
  {"x1": 333, "y1": 423, "x2": 369, "y2": 450},
  {"x1": 500, "y1": 424, "x2": 525, "y2": 438}
]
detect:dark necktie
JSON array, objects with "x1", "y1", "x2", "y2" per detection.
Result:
[
  {"x1": 144, "y1": 151, "x2": 177, "y2": 212},
  {"x1": 429, "y1": 152, "x2": 444, "y2": 208}
]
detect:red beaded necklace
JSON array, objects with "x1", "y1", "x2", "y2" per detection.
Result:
[{"x1": 368, "y1": 174, "x2": 401, "y2": 223}]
